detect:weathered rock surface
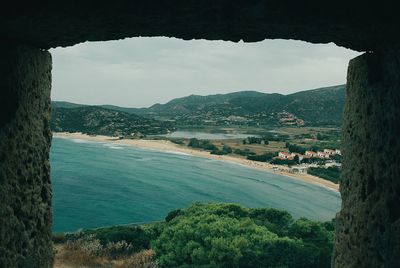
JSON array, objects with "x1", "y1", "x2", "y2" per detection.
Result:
[
  {"x1": 334, "y1": 48, "x2": 400, "y2": 267},
  {"x1": 1, "y1": 1, "x2": 399, "y2": 51},
  {"x1": 0, "y1": 45, "x2": 53, "y2": 268}
]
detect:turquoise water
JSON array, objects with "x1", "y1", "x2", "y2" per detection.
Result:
[{"x1": 51, "y1": 137, "x2": 341, "y2": 232}]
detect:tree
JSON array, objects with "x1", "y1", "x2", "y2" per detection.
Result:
[
  {"x1": 294, "y1": 155, "x2": 300, "y2": 164},
  {"x1": 153, "y1": 203, "x2": 334, "y2": 268},
  {"x1": 247, "y1": 152, "x2": 275, "y2": 162},
  {"x1": 316, "y1": 133, "x2": 328, "y2": 140},
  {"x1": 288, "y1": 218, "x2": 334, "y2": 268}
]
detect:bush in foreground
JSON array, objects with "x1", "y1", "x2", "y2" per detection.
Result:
[
  {"x1": 55, "y1": 203, "x2": 334, "y2": 268},
  {"x1": 153, "y1": 203, "x2": 334, "y2": 268}
]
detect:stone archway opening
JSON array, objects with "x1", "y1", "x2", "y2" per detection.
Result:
[
  {"x1": 49, "y1": 36, "x2": 354, "y2": 262},
  {"x1": 1, "y1": 2, "x2": 400, "y2": 267}
]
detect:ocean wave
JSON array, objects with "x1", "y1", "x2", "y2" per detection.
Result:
[
  {"x1": 134, "y1": 157, "x2": 152, "y2": 162},
  {"x1": 164, "y1": 150, "x2": 192, "y2": 156},
  {"x1": 103, "y1": 143, "x2": 124, "y2": 150},
  {"x1": 71, "y1": 138, "x2": 91, "y2": 144}
]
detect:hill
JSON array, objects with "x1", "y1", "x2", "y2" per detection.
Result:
[
  {"x1": 52, "y1": 101, "x2": 86, "y2": 109},
  {"x1": 142, "y1": 85, "x2": 345, "y2": 127},
  {"x1": 51, "y1": 106, "x2": 175, "y2": 136},
  {"x1": 52, "y1": 85, "x2": 345, "y2": 128}
]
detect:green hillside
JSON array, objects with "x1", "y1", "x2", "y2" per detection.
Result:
[
  {"x1": 52, "y1": 101, "x2": 86, "y2": 109},
  {"x1": 52, "y1": 85, "x2": 346, "y2": 129},
  {"x1": 142, "y1": 85, "x2": 345, "y2": 126},
  {"x1": 51, "y1": 106, "x2": 175, "y2": 136}
]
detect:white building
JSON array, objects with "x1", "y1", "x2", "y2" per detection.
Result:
[
  {"x1": 324, "y1": 149, "x2": 336, "y2": 155},
  {"x1": 305, "y1": 151, "x2": 318, "y2": 157},
  {"x1": 317, "y1": 151, "x2": 330, "y2": 159},
  {"x1": 325, "y1": 162, "x2": 342, "y2": 168},
  {"x1": 278, "y1": 152, "x2": 293, "y2": 160}
]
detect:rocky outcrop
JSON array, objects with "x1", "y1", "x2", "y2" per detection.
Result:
[
  {"x1": 0, "y1": 45, "x2": 53, "y2": 268},
  {"x1": 334, "y1": 47, "x2": 400, "y2": 267},
  {"x1": 1, "y1": 1, "x2": 399, "y2": 51}
]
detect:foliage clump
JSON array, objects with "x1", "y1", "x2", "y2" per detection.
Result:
[
  {"x1": 55, "y1": 203, "x2": 334, "y2": 268},
  {"x1": 152, "y1": 203, "x2": 334, "y2": 268},
  {"x1": 308, "y1": 166, "x2": 341, "y2": 184}
]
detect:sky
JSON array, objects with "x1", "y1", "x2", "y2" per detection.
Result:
[{"x1": 51, "y1": 37, "x2": 360, "y2": 108}]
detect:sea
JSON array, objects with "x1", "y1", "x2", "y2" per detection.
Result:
[{"x1": 51, "y1": 137, "x2": 341, "y2": 232}]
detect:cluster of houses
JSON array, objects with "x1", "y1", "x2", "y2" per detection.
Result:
[
  {"x1": 273, "y1": 148, "x2": 342, "y2": 174},
  {"x1": 277, "y1": 149, "x2": 341, "y2": 162}
]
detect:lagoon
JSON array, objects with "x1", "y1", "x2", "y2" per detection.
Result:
[{"x1": 154, "y1": 130, "x2": 258, "y2": 140}]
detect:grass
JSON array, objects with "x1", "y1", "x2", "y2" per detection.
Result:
[{"x1": 54, "y1": 245, "x2": 158, "y2": 268}]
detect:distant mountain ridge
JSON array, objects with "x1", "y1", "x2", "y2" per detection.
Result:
[
  {"x1": 51, "y1": 106, "x2": 174, "y2": 136},
  {"x1": 52, "y1": 85, "x2": 345, "y2": 127},
  {"x1": 141, "y1": 85, "x2": 345, "y2": 126}
]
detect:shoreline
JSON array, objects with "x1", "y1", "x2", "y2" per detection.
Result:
[{"x1": 53, "y1": 132, "x2": 340, "y2": 192}]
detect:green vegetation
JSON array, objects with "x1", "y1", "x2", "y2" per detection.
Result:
[
  {"x1": 139, "y1": 85, "x2": 345, "y2": 127},
  {"x1": 78, "y1": 225, "x2": 152, "y2": 253},
  {"x1": 51, "y1": 106, "x2": 175, "y2": 136},
  {"x1": 243, "y1": 136, "x2": 269, "y2": 145},
  {"x1": 261, "y1": 132, "x2": 289, "y2": 142},
  {"x1": 316, "y1": 133, "x2": 329, "y2": 140},
  {"x1": 187, "y1": 138, "x2": 218, "y2": 151},
  {"x1": 210, "y1": 144, "x2": 233, "y2": 155},
  {"x1": 247, "y1": 152, "x2": 276, "y2": 162},
  {"x1": 52, "y1": 85, "x2": 345, "y2": 128},
  {"x1": 169, "y1": 138, "x2": 185, "y2": 145},
  {"x1": 233, "y1": 148, "x2": 256, "y2": 156},
  {"x1": 270, "y1": 158, "x2": 297, "y2": 166},
  {"x1": 308, "y1": 167, "x2": 341, "y2": 184},
  {"x1": 154, "y1": 203, "x2": 334, "y2": 268},
  {"x1": 56, "y1": 203, "x2": 334, "y2": 268},
  {"x1": 285, "y1": 142, "x2": 307, "y2": 154}
]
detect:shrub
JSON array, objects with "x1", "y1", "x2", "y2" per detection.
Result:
[
  {"x1": 187, "y1": 138, "x2": 217, "y2": 151},
  {"x1": 270, "y1": 158, "x2": 297, "y2": 166},
  {"x1": 288, "y1": 218, "x2": 334, "y2": 267},
  {"x1": 65, "y1": 234, "x2": 103, "y2": 256},
  {"x1": 115, "y1": 249, "x2": 158, "y2": 268},
  {"x1": 83, "y1": 225, "x2": 151, "y2": 252},
  {"x1": 165, "y1": 209, "x2": 182, "y2": 222},
  {"x1": 169, "y1": 138, "x2": 185, "y2": 145},
  {"x1": 285, "y1": 142, "x2": 306, "y2": 154},
  {"x1": 56, "y1": 245, "x2": 106, "y2": 267},
  {"x1": 247, "y1": 152, "x2": 275, "y2": 162},
  {"x1": 52, "y1": 233, "x2": 66, "y2": 244},
  {"x1": 249, "y1": 208, "x2": 293, "y2": 236},
  {"x1": 243, "y1": 136, "x2": 269, "y2": 145},
  {"x1": 210, "y1": 145, "x2": 233, "y2": 155},
  {"x1": 152, "y1": 203, "x2": 334, "y2": 268},
  {"x1": 103, "y1": 240, "x2": 134, "y2": 259},
  {"x1": 233, "y1": 148, "x2": 256, "y2": 156},
  {"x1": 308, "y1": 166, "x2": 341, "y2": 184}
]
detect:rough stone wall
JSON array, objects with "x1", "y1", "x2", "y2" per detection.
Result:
[
  {"x1": 0, "y1": 45, "x2": 53, "y2": 268},
  {"x1": 334, "y1": 48, "x2": 400, "y2": 267},
  {"x1": 1, "y1": 1, "x2": 400, "y2": 51}
]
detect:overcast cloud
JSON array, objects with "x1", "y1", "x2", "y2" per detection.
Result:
[{"x1": 51, "y1": 37, "x2": 360, "y2": 108}]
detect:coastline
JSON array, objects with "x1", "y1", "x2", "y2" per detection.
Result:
[{"x1": 53, "y1": 132, "x2": 340, "y2": 192}]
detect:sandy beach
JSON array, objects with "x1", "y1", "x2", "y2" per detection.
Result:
[{"x1": 53, "y1": 132, "x2": 339, "y2": 192}]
